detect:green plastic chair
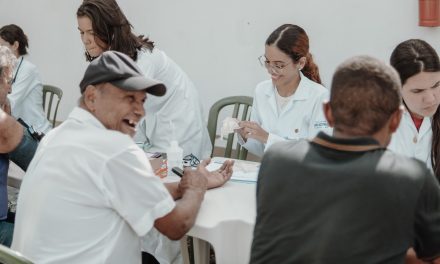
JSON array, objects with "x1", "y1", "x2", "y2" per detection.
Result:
[
  {"x1": 207, "y1": 96, "x2": 253, "y2": 160},
  {"x1": 42, "y1": 85, "x2": 63, "y2": 127},
  {"x1": 0, "y1": 244, "x2": 33, "y2": 264}
]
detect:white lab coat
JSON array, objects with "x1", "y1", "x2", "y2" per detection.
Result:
[
  {"x1": 8, "y1": 57, "x2": 51, "y2": 133},
  {"x1": 134, "y1": 48, "x2": 212, "y2": 159},
  {"x1": 388, "y1": 108, "x2": 432, "y2": 170},
  {"x1": 241, "y1": 73, "x2": 331, "y2": 157},
  {"x1": 136, "y1": 48, "x2": 212, "y2": 264}
]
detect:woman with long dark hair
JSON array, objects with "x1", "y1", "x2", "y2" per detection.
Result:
[
  {"x1": 237, "y1": 24, "x2": 330, "y2": 157},
  {"x1": 76, "y1": 0, "x2": 212, "y2": 160},
  {"x1": 389, "y1": 39, "x2": 440, "y2": 181}
]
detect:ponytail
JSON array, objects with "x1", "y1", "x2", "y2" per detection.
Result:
[
  {"x1": 302, "y1": 53, "x2": 321, "y2": 84},
  {"x1": 431, "y1": 108, "x2": 440, "y2": 181},
  {"x1": 265, "y1": 24, "x2": 322, "y2": 84}
]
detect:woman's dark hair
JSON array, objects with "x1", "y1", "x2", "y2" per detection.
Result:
[
  {"x1": 265, "y1": 24, "x2": 321, "y2": 84},
  {"x1": 0, "y1": 24, "x2": 29, "y2": 56},
  {"x1": 76, "y1": 0, "x2": 154, "y2": 61},
  {"x1": 390, "y1": 39, "x2": 440, "y2": 180}
]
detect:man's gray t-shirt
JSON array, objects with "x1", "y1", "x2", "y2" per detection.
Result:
[{"x1": 250, "y1": 132, "x2": 440, "y2": 264}]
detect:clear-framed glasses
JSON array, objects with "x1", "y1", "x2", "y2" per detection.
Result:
[
  {"x1": 1, "y1": 74, "x2": 13, "y2": 86},
  {"x1": 258, "y1": 55, "x2": 291, "y2": 75},
  {"x1": 7, "y1": 77, "x2": 14, "y2": 85}
]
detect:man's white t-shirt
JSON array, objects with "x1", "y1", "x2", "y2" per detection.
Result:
[{"x1": 12, "y1": 107, "x2": 175, "y2": 264}]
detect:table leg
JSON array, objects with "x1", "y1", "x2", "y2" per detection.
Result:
[
  {"x1": 180, "y1": 235, "x2": 191, "y2": 264},
  {"x1": 192, "y1": 237, "x2": 210, "y2": 264}
]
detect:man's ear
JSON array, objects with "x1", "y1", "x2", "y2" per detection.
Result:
[
  {"x1": 83, "y1": 85, "x2": 98, "y2": 112},
  {"x1": 323, "y1": 101, "x2": 334, "y2": 128},
  {"x1": 388, "y1": 105, "x2": 403, "y2": 133}
]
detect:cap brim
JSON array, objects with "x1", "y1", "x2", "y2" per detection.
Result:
[{"x1": 111, "y1": 76, "x2": 166, "y2": 96}]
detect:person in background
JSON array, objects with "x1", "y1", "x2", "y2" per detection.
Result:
[
  {"x1": 11, "y1": 51, "x2": 233, "y2": 263},
  {"x1": 388, "y1": 39, "x2": 440, "y2": 180},
  {"x1": 250, "y1": 55, "x2": 440, "y2": 263},
  {"x1": 0, "y1": 46, "x2": 42, "y2": 246},
  {"x1": 0, "y1": 45, "x2": 18, "y2": 247},
  {"x1": 236, "y1": 24, "x2": 331, "y2": 157},
  {"x1": 388, "y1": 39, "x2": 440, "y2": 264},
  {"x1": 76, "y1": 2, "x2": 213, "y2": 262},
  {"x1": 76, "y1": 0, "x2": 212, "y2": 161},
  {"x1": 0, "y1": 24, "x2": 51, "y2": 134}
]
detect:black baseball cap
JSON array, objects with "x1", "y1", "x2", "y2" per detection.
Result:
[{"x1": 79, "y1": 50, "x2": 166, "y2": 96}]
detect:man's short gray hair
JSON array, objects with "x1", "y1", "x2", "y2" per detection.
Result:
[{"x1": 0, "y1": 46, "x2": 17, "y2": 78}]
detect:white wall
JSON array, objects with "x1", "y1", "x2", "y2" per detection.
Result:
[{"x1": 0, "y1": 0, "x2": 439, "y2": 121}]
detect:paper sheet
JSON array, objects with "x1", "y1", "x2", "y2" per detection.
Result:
[{"x1": 206, "y1": 157, "x2": 260, "y2": 182}]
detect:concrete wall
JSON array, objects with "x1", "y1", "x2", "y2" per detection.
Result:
[{"x1": 0, "y1": 0, "x2": 439, "y2": 121}]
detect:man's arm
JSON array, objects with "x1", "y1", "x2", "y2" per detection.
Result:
[
  {"x1": 164, "y1": 159, "x2": 234, "y2": 200},
  {"x1": 154, "y1": 167, "x2": 206, "y2": 240},
  {"x1": 155, "y1": 159, "x2": 234, "y2": 240},
  {"x1": 0, "y1": 109, "x2": 23, "y2": 153},
  {"x1": 413, "y1": 170, "x2": 440, "y2": 262}
]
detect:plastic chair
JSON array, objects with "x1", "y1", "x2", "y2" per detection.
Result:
[
  {"x1": 42, "y1": 85, "x2": 63, "y2": 127},
  {"x1": 0, "y1": 244, "x2": 33, "y2": 264},
  {"x1": 207, "y1": 96, "x2": 253, "y2": 160}
]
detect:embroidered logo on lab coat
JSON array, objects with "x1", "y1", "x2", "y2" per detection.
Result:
[{"x1": 314, "y1": 120, "x2": 328, "y2": 129}]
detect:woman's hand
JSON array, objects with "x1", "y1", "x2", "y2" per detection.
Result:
[{"x1": 237, "y1": 121, "x2": 269, "y2": 144}]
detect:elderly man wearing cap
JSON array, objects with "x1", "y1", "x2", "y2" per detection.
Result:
[{"x1": 11, "y1": 50, "x2": 234, "y2": 264}]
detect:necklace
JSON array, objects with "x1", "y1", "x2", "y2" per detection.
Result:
[{"x1": 12, "y1": 57, "x2": 24, "y2": 85}]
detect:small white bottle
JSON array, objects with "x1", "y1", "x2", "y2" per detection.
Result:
[{"x1": 167, "y1": 140, "x2": 183, "y2": 177}]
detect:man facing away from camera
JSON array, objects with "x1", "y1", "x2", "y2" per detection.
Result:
[{"x1": 250, "y1": 56, "x2": 440, "y2": 264}]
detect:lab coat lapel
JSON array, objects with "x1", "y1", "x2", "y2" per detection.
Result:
[
  {"x1": 419, "y1": 117, "x2": 432, "y2": 139},
  {"x1": 264, "y1": 84, "x2": 278, "y2": 117},
  {"x1": 278, "y1": 73, "x2": 310, "y2": 117}
]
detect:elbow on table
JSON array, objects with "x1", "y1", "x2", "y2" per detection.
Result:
[
  {"x1": 164, "y1": 230, "x2": 186, "y2": 241},
  {"x1": 154, "y1": 211, "x2": 195, "y2": 240},
  {"x1": 161, "y1": 221, "x2": 193, "y2": 240}
]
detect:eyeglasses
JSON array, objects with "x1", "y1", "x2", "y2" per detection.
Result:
[
  {"x1": 183, "y1": 153, "x2": 200, "y2": 168},
  {"x1": 258, "y1": 55, "x2": 292, "y2": 75},
  {"x1": 1, "y1": 75, "x2": 13, "y2": 86},
  {"x1": 7, "y1": 77, "x2": 14, "y2": 85}
]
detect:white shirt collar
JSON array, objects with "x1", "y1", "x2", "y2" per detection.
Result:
[
  {"x1": 265, "y1": 72, "x2": 312, "y2": 101},
  {"x1": 68, "y1": 107, "x2": 106, "y2": 130}
]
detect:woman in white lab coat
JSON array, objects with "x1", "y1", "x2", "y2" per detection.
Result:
[
  {"x1": 237, "y1": 24, "x2": 331, "y2": 157},
  {"x1": 388, "y1": 39, "x2": 440, "y2": 180},
  {"x1": 76, "y1": 0, "x2": 212, "y2": 160},
  {"x1": 0, "y1": 24, "x2": 51, "y2": 133}
]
